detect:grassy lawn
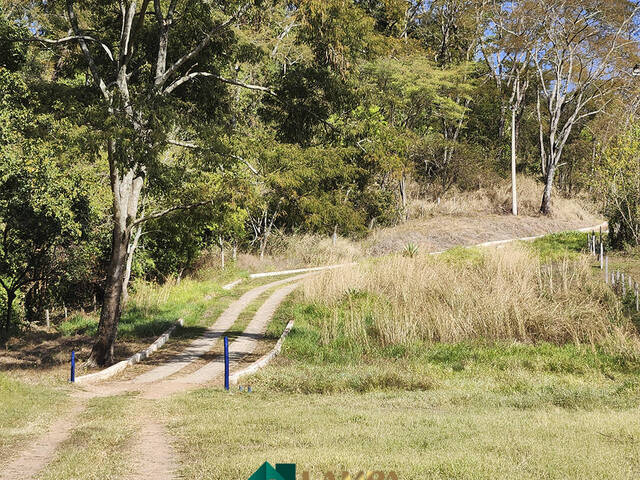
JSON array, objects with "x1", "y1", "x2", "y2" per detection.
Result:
[
  {"x1": 38, "y1": 394, "x2": 141, "y2": 480},
  {"x1": 155, "y1": 235, "x2": 638, "y2": 479},
  {"x1": 154, "y1": 234, "x2": 640, "y2": 480},
  {"x1": 0, "y1": 374, "x2": 66, "y2": 469},
  {"x1": 162, "y1": 388, "x2": 640, "y2": 480},
  {"x1": 524, "y1": 230, "x2": 590, "y2": 261}
]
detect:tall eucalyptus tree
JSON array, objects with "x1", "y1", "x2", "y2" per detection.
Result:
[{"x1": 16, "y1": 0, "x2": 272, "y2": 365}]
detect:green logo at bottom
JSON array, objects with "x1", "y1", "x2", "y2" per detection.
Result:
[{"x1": 248, "y1": 462, "x2": 295, "y2": 480}]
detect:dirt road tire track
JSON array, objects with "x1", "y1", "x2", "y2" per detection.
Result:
[{"x1": 0, "y1": 400, "x2": 85, "y2": 480}]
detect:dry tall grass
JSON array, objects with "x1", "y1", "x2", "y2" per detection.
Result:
[
  {"x1": 409, "y1": 175, "x2": 594, "y2": 221},
  {"x1": 302, "y1": 246, "x2": 640, "y2": 358},
  {"x1": 236, "y1": 234, "x2": 364, "y2": 272}
]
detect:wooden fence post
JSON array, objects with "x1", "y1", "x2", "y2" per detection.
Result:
[
  {"x1": 45, "y1": 309, "x2": 50, "y2": 328},
  {"x1": 600, "y1": 243, "x2": 604, "y2": 268},
  {"x1": 64, "y1": 305, "x2": 68, "y2": 320}
]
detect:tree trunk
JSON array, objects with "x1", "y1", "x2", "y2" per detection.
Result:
[
  {"x1": 537, "y1": 91, "x2": 546, "y2": 177},
  {"x1": 540, "y1": 162, "x2": 556, "y2": 215},
  {"x1": 219, "y1": 235, "x2": 225, "y2": 269},
  {"x1": 399, "y1": 175, "x2": 408, "y2": 221},
  {"x1": 498, "y1": 100, "x2": 507, "y2": 140},
  {"x1": 511, "y1": 107, "x2": 518, "y2": 216},
  {"x1": 87, "y1": 148, "x2": 144, "y2": 367},
  {"x1": 259, "y1": 236, "x2": 267, "y2": 260},
  {"x1": 121, "y1": 222, "x2": 142, "y2": 307},
  {"x1": 1, "y1": 291, "x2": 15, "y2": 344},
  {"x1": 87, "y1": 219, "x2": 130, "y2": 366}
]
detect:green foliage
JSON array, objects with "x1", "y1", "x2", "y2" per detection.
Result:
[
  {"x1": 597, "y1": 124, "x2": 640, "y2": 249},
  {"x1": 0, "y1": 71, "x2": 98, "y2": 336},
  {"x1": 296, "y1": 0, "x2": 388, "y2": 73},
  {"x1": 2, "y1": 0, "x2": 635, "y2": 348},
  {"x1": 0, "y1": 16, "x2": 27, "y2": 71}
]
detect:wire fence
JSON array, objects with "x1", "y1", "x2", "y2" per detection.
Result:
[{"x1": 588, "y1": 229, "x2": 639, "y2": 312}]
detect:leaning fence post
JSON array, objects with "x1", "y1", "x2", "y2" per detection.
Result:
[
  {"x1": 224, "y1": 336, "x2": 229, "y2": 391},
  {"x1": 70, "y1": 350, "x2": 75, "y2": 383}
]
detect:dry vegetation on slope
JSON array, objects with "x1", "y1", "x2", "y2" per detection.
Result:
[
  {"x1": 299, "y1": 244, "x2": 640, "y2": 360},
  {"x1": 229, "y1": 176, "x2": 601, "y2": 270},
  {"x1": 369, "y1": 176, "x2": 601, "y2": 255}
]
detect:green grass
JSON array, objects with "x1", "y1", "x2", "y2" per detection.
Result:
[
  {"x1": 524, "y1": 231, "x2": 590, "y2": 261},
  {"x1": 437, "y1": 245, "x2": 485, "y2": 264},
  {"x1": 57, "y1": 266, "x2": 249, "y2": 340},
  {"x1": 162, "y1": 388, "x2": 640, "y2": 480},
  {"x1": 39, "y1": 394, "x2": 141, "y2": 480},
  {"x1": 4, "y1": 230, "x2": 639, "y2": 480},
  {"x1": 0, "y1": 373, "x2": 65, "y2": 466}
]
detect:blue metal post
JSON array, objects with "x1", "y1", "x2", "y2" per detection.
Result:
[
  {"x1": 70, "y1": 350, "x2": 75, "y2": 383},
  {"x1": 224, "y1": 336, "x2": 229, "y2": 391}
]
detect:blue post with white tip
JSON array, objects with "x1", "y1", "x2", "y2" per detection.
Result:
[
  {"x1": 224, "y1": 336, "x2": 229, "y2": 391},
  {"x1": 70, "y1": 350, "x2": 75, "y2": 383}
]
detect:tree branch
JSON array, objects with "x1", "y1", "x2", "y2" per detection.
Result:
[
  {"x1": 167, "y1": 138, "x2": 198, "y2": 148},
  {"x1": 163, "y1": 70, "x2": 275, "y2": 95},
  {"x1": 66, "y1": 0, "x2": 111, "y2": 100},
  {"x1": 14, "y1": 35, "x2": 114, "y2": 61},
  {"x1": 131, "y1": 200, "x2": 213, "y2": 228},
  {"x1": 155, "y1": 1, "x2": 250, "y2": 90},
  {"x1": 166, "y1": 139, "x2": 260, "y2": 175},
  {"x1": 231, "y1": 154, "x2": 259, "y2": 175}
]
